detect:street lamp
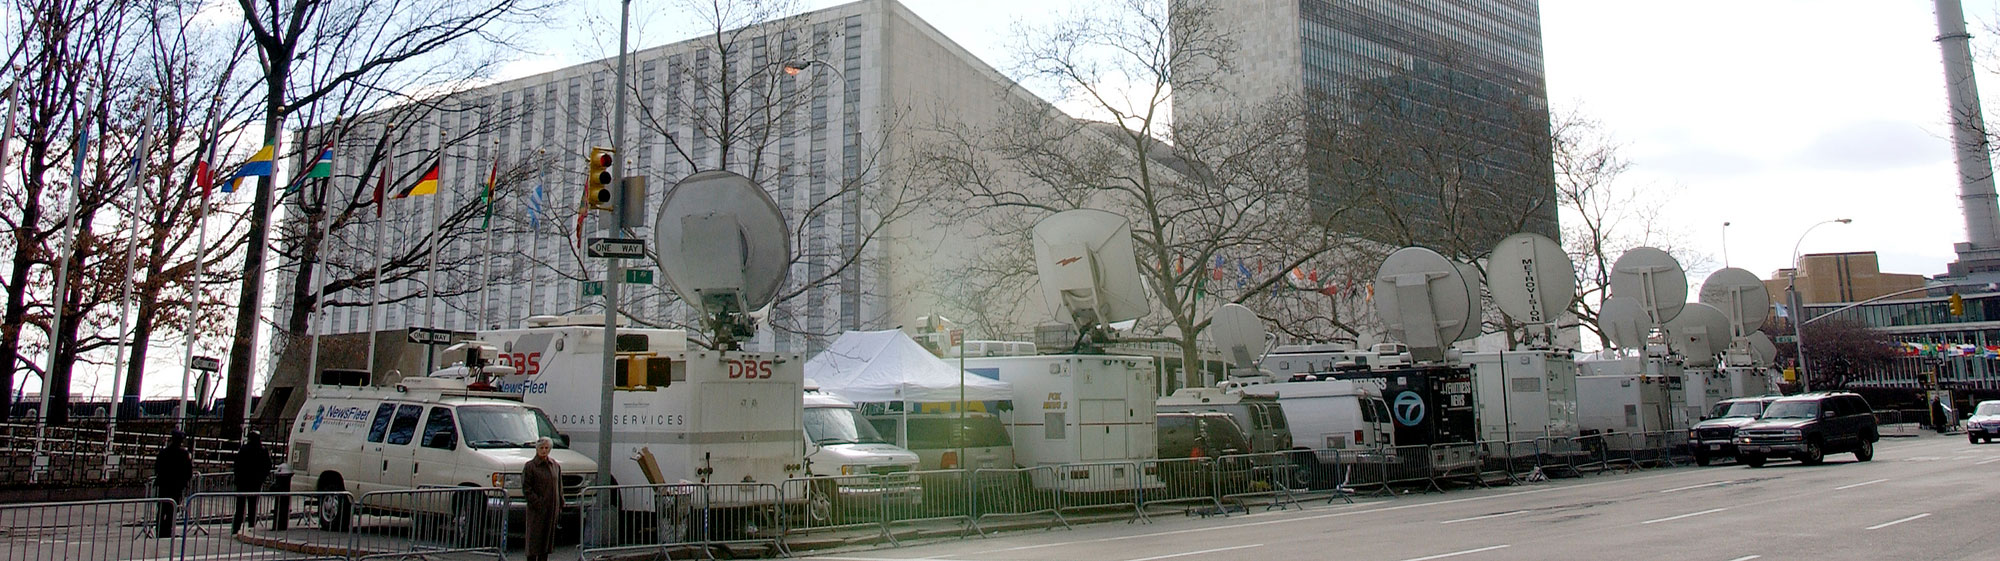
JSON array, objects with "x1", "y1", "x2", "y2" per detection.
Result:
[{"x1": 1788, "y1": 218, "x2": 1852, "y2": 392}]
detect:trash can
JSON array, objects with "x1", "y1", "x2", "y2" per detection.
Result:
[{"x1": 269, "y1": 467, "x2": 294, "y2": 531}]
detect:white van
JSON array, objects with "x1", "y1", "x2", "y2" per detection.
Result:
[
  {"x1": 1236, "y1": 380, "x2": 1396, "y2": 460},
  {"x1": 802, "y1": 385, "x2": 921, "y2": 509},
  {"x1": 287, "y1": 377, "x2": 598, "y2": 533},
  {"x1": 961, "y1": 354, "x2": 1161, "y2": 492}
]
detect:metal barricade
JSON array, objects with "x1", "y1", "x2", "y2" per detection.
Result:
[
  {"x1": 179, "y1": 490, "x2": 353, "y2": 561},
  {"x1": 1047, "y1": 461, "x2": 1149, "y2": 524},
  {"x1": 1477, "y1": 440, "x2": 1540, "y2": 484},
  {"x1": 780, "y1": 475, "x2": 897, "y2": 545},
  {"x1": 1425, "y1": 443, "x2": 1484, "y2": 492},
  {"x1": 967, "y1": 465, "x2": 1068, "y2": 533},
  {"x1": 578, "y1": 482, "x2": 789, "y2": 560},
  {"x1": 1, "y1": 498, "x2": 180, "y2": 561},
  {"x1": 880, "y1": 469, "x2": 981, "y2": 538},
  {"x1": 1138, "y1": 457, "x2": 1226, "y2": 516},
  {"x1": 351, "y1": 487, "x2": 507, "y2": 560},
  {"x1": 1213, "y1": 452, "x2": 1300, "y2": 512},
  {"x1": 1379, "y1": 444, "x2": 1432, "y2": 491},
  {"x1": 1662, "y1": 430, "x2": 1694, "y2": 466},
  {"x1": 1534, "y1": 436, "x2": 1587, "y2": 478}
]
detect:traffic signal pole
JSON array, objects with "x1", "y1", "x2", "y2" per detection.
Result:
[{"x1": 597, "y1": 0, "x2": 632, "y2": 492}]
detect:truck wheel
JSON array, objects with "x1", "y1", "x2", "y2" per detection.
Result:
[
  {"x1": 1798, "y1": 440, "x2": 1825, "y2": 465},
  {"x1": 1740, "y1": 455, "x2": 1765, "y2": 468},
  {"x1": 1693, "y1": 453, "x2": 1711, "y2": 467},
  {"x1": 448, "y1": 487, "x2": 487, "y2": 547},
  {"x1": 1973, "y1": 435, "x2": 1982, "y2": 445},
  {"x1": 1854, "y1": 439, "x2": 1874, "y2": 462},
  {"x1": 315, "y1": 475, "x2": 351, "y2": 533}
]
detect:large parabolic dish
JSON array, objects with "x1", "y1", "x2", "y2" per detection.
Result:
[
  {"x1": 1032, "y1": 209, "x2": 1149, "y2": 333},
  {"x1": 1373, "y1": 246, "x2": 1479, "y2": 362},
  {"x1": 1610, "y1": 247, "x2": 1688, "y2": 325},
  {"x1": 652, "y1": 170, "x2": 791, "y2": 334}
]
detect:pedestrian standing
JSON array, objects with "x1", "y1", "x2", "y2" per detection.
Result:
[
  {"x1": 522, "y1": 437, "x2": 562, "y2": 561},
  {"x1": 153, "y1": 431, "x2": 193, "y2": 537},
  {"x1": 231, "y1": 430, "x2": 272, "y2": 534}
]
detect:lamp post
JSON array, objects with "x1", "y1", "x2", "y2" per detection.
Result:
[{"x1": 1788, "y1": 218, "x2": 1852, "y2": 392}]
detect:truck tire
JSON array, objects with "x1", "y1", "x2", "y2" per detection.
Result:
[
  {"x1": 315, "y1": 474, "x2": 352, "y2": 532},
  {"x1": 1693, "y1": 452, "x2": 1711, "y2": 467},
  {"x1": 1798, "y1": 439, "x2": 1825, "y2": 465},
  {"x1": 1740, "y1": 455, "x2": 1765, "y2": 468},
  {"x1": 1854, "y1": 439, "x2": 1874, "y2": 462}
]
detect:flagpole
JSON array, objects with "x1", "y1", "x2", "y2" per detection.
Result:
[
  {"x1": 479, "y1": 139, "x2": 496, "y2": 331},
  {"x1": 177, "y1": 100, "x2": 222, "y2": 430},
  {"x1": 531, "y1": 151, "x2": 544, "y2": 319},
  {"x1": 306, "y1": 180, "x2": 328, "y2": 387},
  {"x1": 368, "y1": 137, "x2": 384, "y2": 379},
  {"x1": 37, "y1": 107, "x2": 89, "y2": 477},
  {"x1": 106, "y1": 106, "x2": 152, "y2": 461},
  {"x1": 424, "y1": 127, "x2": 444, "y2": 374}
]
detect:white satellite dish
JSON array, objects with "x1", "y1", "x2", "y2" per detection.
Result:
[
  {"x1": 1697, "y1": 268, "x2": 1770, "y2": 337},
  {"x1": 1453, "y1": 260, "x2": 1485, "y2": 341},
  {"x1": 1211, "y1": 303, "x2": 1269, "y2": 372},
  {"x1": 1488, "y1": 233, "x2": 1575, "y2": 325},
  {"x1": 1666, "y1": 302, "x2": 1732, "y2": 367},
  {"x1": 652, "y1": 170, "x2": 791, "y2": 345},
  {"x1": 1599, "y1": 295, "x2": 1652, "y2": 350},
  {"x1": 1610, "y1": 247, "x2": 1687, "y2": 325},
  {"x1": 1748, "y1": 332, "x2": 1778, "y2": 366},
  {"x1": 1032, "y1": 209, "x2": 1149, "y2": 339},
  {"x1": 1373, "y1": 247, "x2": 1478, "y2": 362}
]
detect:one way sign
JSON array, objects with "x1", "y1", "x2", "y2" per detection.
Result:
[{"x1": 587, "y1": 237, "x2": 646, "y2": 259}]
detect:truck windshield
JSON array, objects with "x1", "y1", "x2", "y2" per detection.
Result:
[
  {"x1": 1713, "y1": 401, "x2": 1767, "y2": 418},
  {"x1": 1977, "y1": 402, "x2": 2000, "y2": 416},
  {"x1": 459, "y1": 405, "x2": 561, "y2": 449},
  {"x1": 1761, "y1": 401, "x2": 1819, "y2": 419},
  {"x1": 805, "y1": 407, "x2": 888, "y2": 445}
]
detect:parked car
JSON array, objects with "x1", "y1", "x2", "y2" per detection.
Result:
[
  {"x1": 1688, "y1": 396, "x2": 1782, "y2": 466},
  {"x1": 1155, "y1": 412, "x2": 1256, "y2": 493},
  {"x1": 1733, "y1": 392, "x2": 1878, "y2": 467},
  {"x1": 1967, "y1": 400, "x2": 2000, "y2": 444}
]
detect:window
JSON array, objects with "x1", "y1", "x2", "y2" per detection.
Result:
[
  {"x1": 386, "y1": 404, "x2": 423, "y2": 445},
  {"x1": 1045, "y1": 412, "x2": 1066, "y2": 440},
  {"x1": 421, "y1": 407, "x2": 456, "y2": 449},
  {"x1": 366, "y1": 403, "x2": 395, "y2": 443}
]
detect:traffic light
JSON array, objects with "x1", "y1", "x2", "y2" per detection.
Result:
[
  {"x1": 585, "y1": 147, "x2": 615, "y2": 211},
  {"x1": 1950, "y1": 293, "x2": 1965, "y2": 316}
]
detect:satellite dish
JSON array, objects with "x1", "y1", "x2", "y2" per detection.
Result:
[
  {"x1": 1453, "y1": 260, "x2": 1485, "y2": 341},
  {"x1": 1666, "y1": 302, "x2": 1732, "y2": 367},
  {"x1": 1599, "y1": 296, "x2": 1652, "y2": 350},
  {"x1": 1697, "y1": 268, "x2": 1770, "y2": 337},
  {"x1": 1373, "y1": 247, "x2": 1478, "y2": 362},
  {"x1": 1610, "y1": 247, "x2": 1687, "y2": 325},
  {"x1": 652, "y1": 170, "x2": 791, "y2": 345},
  {"x1": 1211, "y1": 304, "x2": 1268, "y2": 372},
  {"x1": 1488, "y1": 233, "x2": 1575, "y2": 325},
  {"x1": 1032, "y1": 209, "x2": 1149, "y2": 338},
  {"x1": 1747, "y1": 332, "x2": 1778, "y2": 366}
]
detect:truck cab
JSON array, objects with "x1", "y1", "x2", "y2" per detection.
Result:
[{"x1": 802, "y1": 385, "x2": 921, "y2": 512}]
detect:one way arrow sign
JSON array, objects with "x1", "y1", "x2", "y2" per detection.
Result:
[{"x1": 587, "y1": 237, "x2": 646, "y2": 259}]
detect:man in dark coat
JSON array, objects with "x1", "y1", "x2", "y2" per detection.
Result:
[
  {"x1": 231, "y1": 430, "x2": 272, "y2": 534},
  {"x1": 522, "y1": 437, "x2": 563, "y2": 561},
  {"x1": 153, "y1": 431, "x2": 193, "y2": 537}
]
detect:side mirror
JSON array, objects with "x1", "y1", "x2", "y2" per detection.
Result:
[
  {"x1": 555, "y1": 434, "x2": 570, "y2": 448},
  {"x1": 1821, "y1": 411, "x2": 1835, "y2": 419}
]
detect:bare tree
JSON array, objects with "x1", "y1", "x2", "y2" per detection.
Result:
[
  {"x1": 1765, "y1": 315, "x2": 1897, "y2": 391},
  {"x1": 219, "y1": 0, "x2": 555, "y2": 436},
  {"x1": 921, "y1": 0, "x2": 1361, "y2": 390}
]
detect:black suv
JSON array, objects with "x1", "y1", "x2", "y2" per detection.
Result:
[
  {"x1": 1733, "y1": 392, "x2": 1879, "y2": 467},
  {"x1": 1688, "y1": 396, "x2": 1782, "y2": 466}
]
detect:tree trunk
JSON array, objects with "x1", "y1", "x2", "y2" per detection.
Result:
[{"x1": 221, "y1": 77, "x2": 285, "y2": 440}]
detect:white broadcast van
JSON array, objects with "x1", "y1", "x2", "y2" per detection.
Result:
[
  {"x1": 801, "y1": 383, "x2": 921, "y2": 509},
  {"x1": 287, "y1": 376, "x2": 598, "y2": 533},
  {"x1": 1235, "y1": 379, "x2": 1396, "y2": 460},
  {"x1": 961, "y1": 354, "x2": 1161, "y2": 492},
  {"x1": 477, "y1": 316, "x2": 805, "y2": 509}
]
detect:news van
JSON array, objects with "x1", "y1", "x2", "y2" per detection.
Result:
[
  {"x1": 961, "y1": 354, "x2": 1161, "y2": 492},
  {"x1": 286, "y1": 377, "x2": 598, "y2": 534}
]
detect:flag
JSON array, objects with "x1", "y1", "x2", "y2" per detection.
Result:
[
  {"x1": 527, "y1": 184, "x2": 546, "y2": 230},
  {"x1": 127, "y1": 112, "x2": 155, "y2": 185},
  {"x1": 284, "y1": 145, "x2": 334, "y2": 195},
  {"x1": 372, "y1": 162, "x2": 388, "y2": 218},
  {"x1": 1211, "y1": 255, "x2": 1225, "y2": 281},
  {"x1": 1288, "y1": 267, "x2": 1309, "y2": 289},
  {"x1": 480, "y1": 157, "x2": 499, "y2": 229},
  {"x1": 224, "y1": 142, "x2": 276, "y2": 193},
  {"x1": 1235, "y1": 259, "x2": 1252, "y2": 289},
  {"x1": 1774, "y1": 302, "x2": 1790, "y2": 318},
  {"x1": 394, "y1": 159, "x2": 438, "y2": 198}
]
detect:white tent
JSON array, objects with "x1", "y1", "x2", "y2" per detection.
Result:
[{"x1": 805, "y1": 330, "x2": 1014, "y2": 403}]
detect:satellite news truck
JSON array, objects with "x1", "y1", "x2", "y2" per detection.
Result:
[
  {"x1": 478, "y1": 316, "x2": 805, "y2": 514},
  {"x1": 962, "y1": 354, "x2": 1160, "y2": 492}
]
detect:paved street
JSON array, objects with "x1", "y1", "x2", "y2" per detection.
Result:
[{"x1": 794, "y1": 433, "x2": 1999, "y2": 561}]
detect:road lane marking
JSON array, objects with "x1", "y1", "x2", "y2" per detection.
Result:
[
  {"x1": 1440, "y1": 510, "x2": 1527, "y2": 524},
  {"x1": 1834, "y1": 478, "x2": 1889, "y2": 490},
  {"x1": 1123, "y1": 544, "x2": 1263, "y2": 561},
  {"x1": 1641, "y1": 507, "x2": 1728, "y2": 524},
  {"x1": 1977, "y1": 457, "x2": 2000, "y2": 465},
  {"x1": 805, "y1": 557, "x2": 959, "y2": 561},
  {"x1": 1397, "y1": 544, "x2": 1510, "y2": 561},
  {"x1": 1658, "y1": 480, "x2": 1732, "y2": 493},
  {"x1": 1727, "y1": 556, "x2": 1761, "y2": 561},
  {"x1": 1865, "y1": 512, "x2": 1931, "y2": 530},
  {"x1": 966, "y1": 468, "x2": 1714, "y2": 555}
]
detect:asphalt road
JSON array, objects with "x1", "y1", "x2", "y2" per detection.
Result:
[{"x1": 799, "y1": 432, "x2": 2000, "y2": 561}]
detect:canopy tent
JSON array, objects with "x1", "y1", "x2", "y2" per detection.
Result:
[{"x1": 805, "y1": 330, "x2": 1014, "y2": 403}]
